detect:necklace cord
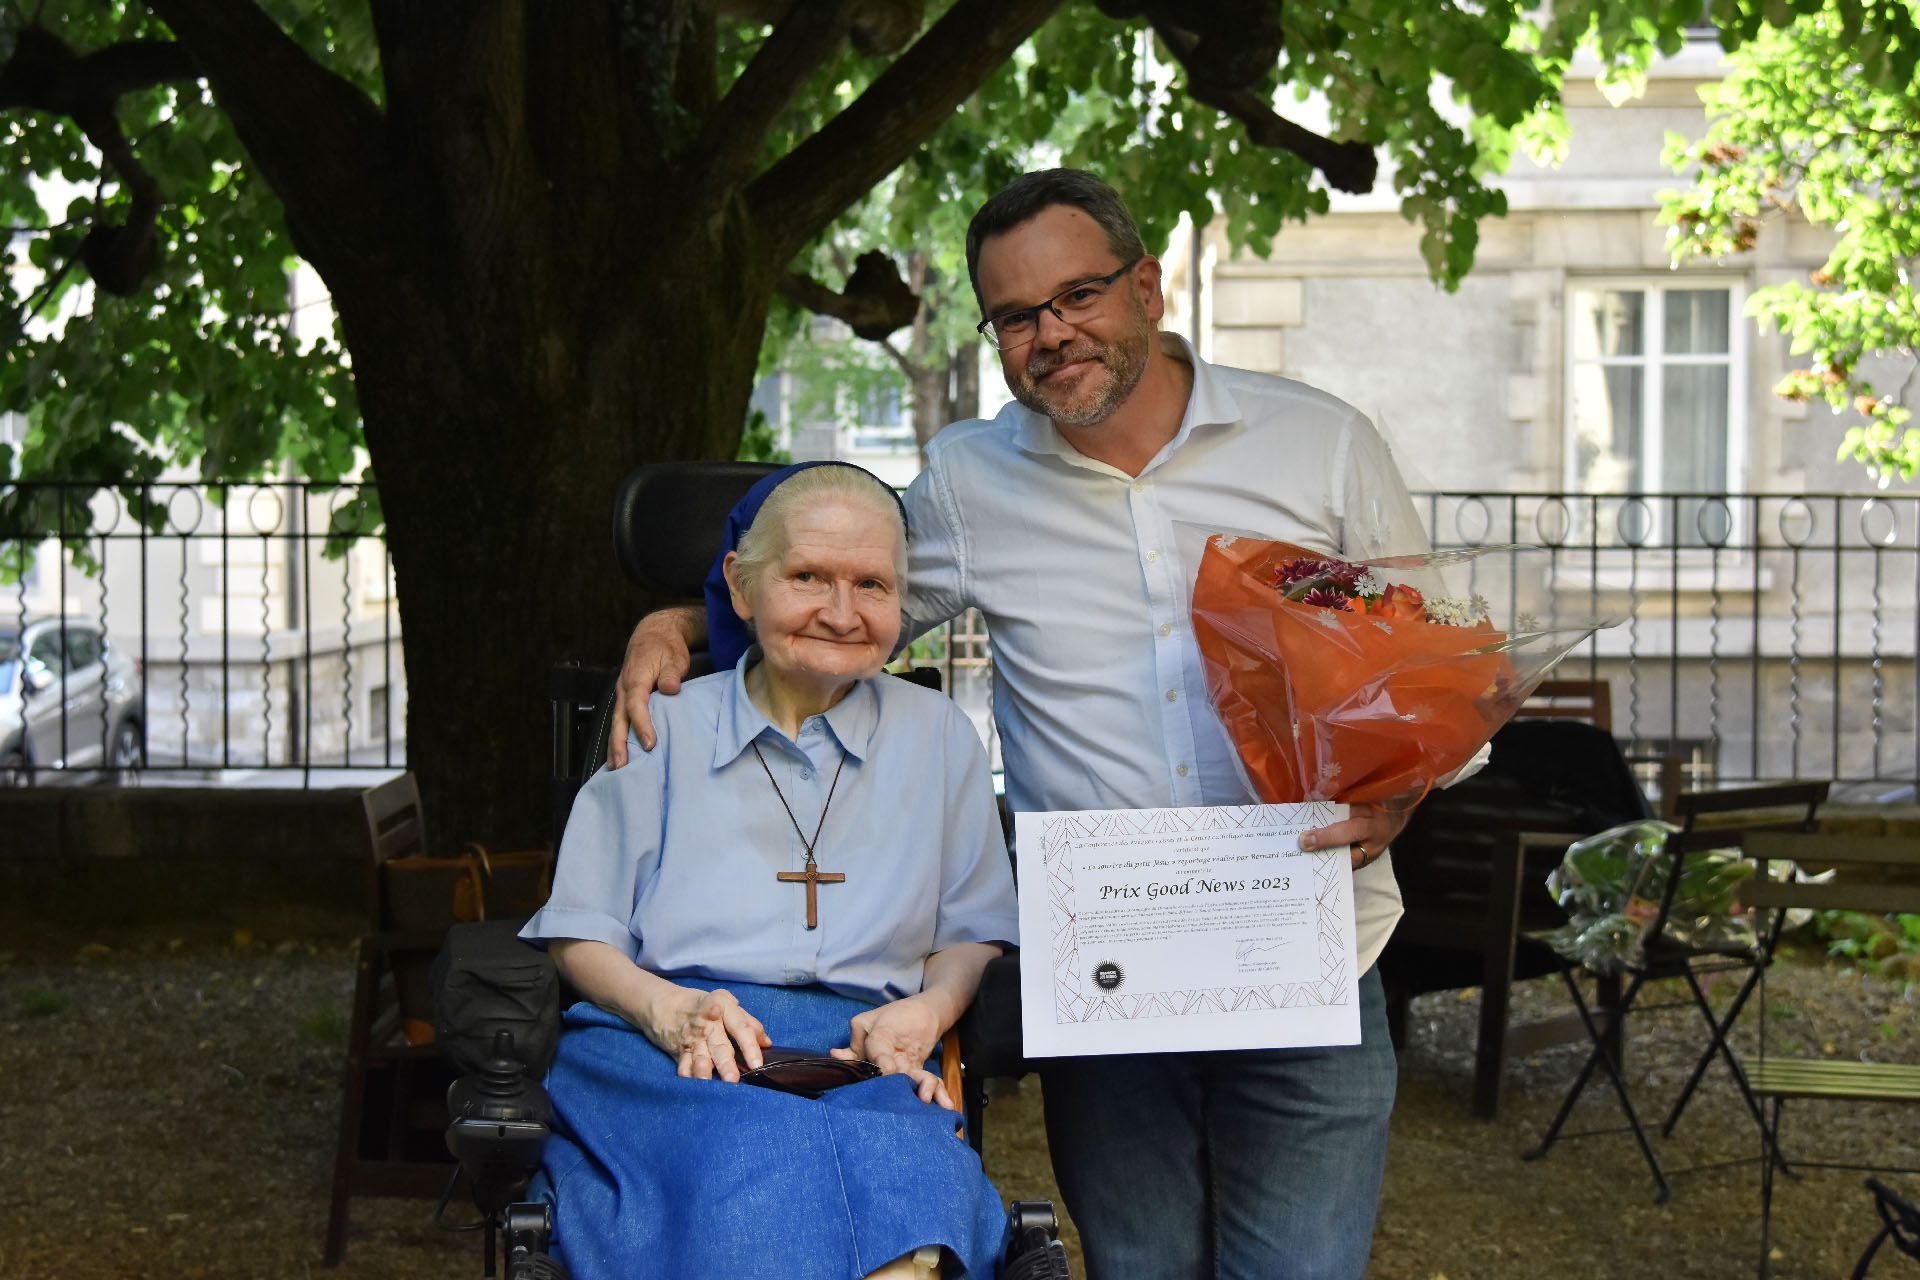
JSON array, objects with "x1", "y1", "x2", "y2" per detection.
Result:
[{"x1": 751, "y1": 740, "x2": 848, "y2": 867}]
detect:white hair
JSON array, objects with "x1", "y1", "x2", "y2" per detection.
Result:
[{"x1": 729, "y1": 465, "x2": 907, "y2": 603}]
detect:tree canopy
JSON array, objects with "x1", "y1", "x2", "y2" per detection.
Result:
[
  {"x1": 0, "y1": 0, "x2": 1880, "y2": 844},
  {"x1": 1662, "y1": 0, "x2": 1920, "y2": 482},
  {"x1": 0, "y1": 0, "x2": 1788, "y2": 494}
]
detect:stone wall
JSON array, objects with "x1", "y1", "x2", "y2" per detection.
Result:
[{"x1": 0, "y1": 787, "x2": 371, "y2": 946}]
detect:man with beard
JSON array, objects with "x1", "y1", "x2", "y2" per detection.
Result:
[{"x1": 609, "y1": 169, "x2": 1426, "y2": 1280}]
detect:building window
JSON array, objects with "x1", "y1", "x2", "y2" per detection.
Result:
[{"x1": 1567, "y1": 282, "x2": 1745, "y2": 533}]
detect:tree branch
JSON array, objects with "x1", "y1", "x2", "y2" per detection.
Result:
[
  {"x1": 144, "y1": 0, "x2": 395, "y2": 275},
  {"x1": 747, "y1": 0, "x2": 1059, "y2": 262},
  {"x1": 0, "y1": 28, "x2": 201, "y2": 293},
  {"x1": 1097, "y1": 0, "x2": 1280, "y2": 91},
  {"x1": 692, "y1": 0, "x2": 860, "y2": 201},
  {"x1": 1151, "y1": 18, "x2": 1376, "y2": 194},
  {"x1": 0, "y1": 30, "x2": 198, "y2": 114},
  {"x1": 877, "y1": 337, "x2": 915, "y2": 377},
  {"x1": 709, "y1": 0, "x2": 924, "y2": 55},
  {"x1": 777, "y1": 249, "x2": 919, "y2": 339}
]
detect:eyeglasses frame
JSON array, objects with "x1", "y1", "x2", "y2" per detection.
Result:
[{"x1": 975, "y1": 255, "x2": 1145, "y2": 351}]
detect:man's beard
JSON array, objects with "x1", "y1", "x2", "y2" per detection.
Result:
[{"x1": 1009, "y1": 304, "x2": 1152, "y2": 428}]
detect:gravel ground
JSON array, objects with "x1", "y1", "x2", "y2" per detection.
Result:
[{"x1": 2, "y1": 928, "x2": 1915, "y2": 1280}]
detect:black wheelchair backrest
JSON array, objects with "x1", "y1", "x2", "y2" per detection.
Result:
[{"x1": 611, "y1": 461, "x2": 782, "y2": 596}]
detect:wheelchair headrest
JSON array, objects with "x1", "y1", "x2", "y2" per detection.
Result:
[{"x1": 610, "y1": 461, "x2": 783, "y2": 595}]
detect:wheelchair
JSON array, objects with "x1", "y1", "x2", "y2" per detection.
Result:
[
  {"x1": 430, "y1": 460, "x2": 1063, "y2": 1279},
  {"x1": 432, "y1": 927, "x2": 1066, "y2": 1280}
]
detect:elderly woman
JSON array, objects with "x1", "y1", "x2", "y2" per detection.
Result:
[{"x1": 521, "y1": 462, "x2": 1018, "y2": 1280}]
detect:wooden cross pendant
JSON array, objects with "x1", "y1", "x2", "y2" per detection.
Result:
[{"x1": 777, "y1": 863, "x2": 846, "y2": 930}]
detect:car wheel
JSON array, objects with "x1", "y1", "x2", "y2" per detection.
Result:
[
  {"x1": 1, "y1": 750, "x2": 26, "y2": 787},
  {"x1": 109, "y1": 721, "x2": 145, "y2": 784}
]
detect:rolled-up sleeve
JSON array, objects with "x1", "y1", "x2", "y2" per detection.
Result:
[
  {"x1": 519, "y1": 700, "x2": 669, "y2": 958},
  {"x1": 930, "y1": 704, "x2": 1020, "y2": 952}
]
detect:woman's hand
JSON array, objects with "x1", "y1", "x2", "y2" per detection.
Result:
[
  {"x1": 643, "y1": 985, "x2": 771, "y2": 1083},
  {"x1": 832, "y1": 994, "x2": 954, "y2": 1110},
  {"x1": 551, "y1": 941, "x2": 770, "y2": 1081}
]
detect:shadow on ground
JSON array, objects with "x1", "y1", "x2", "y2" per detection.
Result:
[{"x1": 1, "y1": 928, "x2": 1913, "y2": 1279}]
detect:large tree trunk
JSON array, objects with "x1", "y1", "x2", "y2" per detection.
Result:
[
  {"x1": 134, "y1": 0, "x2": 1062, "y2": 848},
  {"x1": 331, "y1": 231, "x2": 774, "y2": 849}
]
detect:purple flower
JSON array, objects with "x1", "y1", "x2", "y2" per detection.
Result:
[
  {"x1": 1301, "y1": 587, "x2": 1354, "y2": 611},
  {"x1": 1320, "y1": 558, "x2": 1366, "y2": 590},
  {"x1": 1274, "y1": 557, "x2": 1331, "y2": 586}
]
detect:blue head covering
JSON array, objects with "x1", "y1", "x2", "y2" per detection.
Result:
[{"x1": 703, "y1": 461, "x2": 911, "y2": 674}]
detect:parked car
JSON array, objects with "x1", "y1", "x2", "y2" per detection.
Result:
[{"x1": 0, "y1": 617, "x2": 145, "y2": 784}]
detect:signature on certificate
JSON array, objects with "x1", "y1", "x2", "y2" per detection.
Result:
[{"x1": 1234, "y1": 937, "x2": 1293, "y2": 961}]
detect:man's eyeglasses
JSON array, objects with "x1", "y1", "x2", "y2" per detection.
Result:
[{"x1": 976, "y1": 257, "x2": 1142, "y2": 351}]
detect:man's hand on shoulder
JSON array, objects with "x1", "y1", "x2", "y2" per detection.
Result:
[{"x1": 607, "y1": 605, "x2": 702, "y2": 766}]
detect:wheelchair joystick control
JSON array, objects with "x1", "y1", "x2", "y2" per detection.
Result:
[
  {"x1": 446, "y1": 1030, "x2": 553, "y2": 1215},
  {"x1": 442, "y1": 1031, "x2": 573, "y2": 1277}
]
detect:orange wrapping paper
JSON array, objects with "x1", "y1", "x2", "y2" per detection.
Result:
[{"x1": 1191, "y1": 535, "x2": 1523, "y2": 806}]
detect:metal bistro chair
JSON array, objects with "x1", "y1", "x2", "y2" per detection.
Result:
[
  {"x1": 1378, "y1": 683, "x2": 1649, "y2": 1119},
  {"x1": 1524, "y1": 779, "x2": 1829, "y2": 1201},
  {"x1": 1853, "y1": 1178, "x2": 1920, "y2": 1279},
  {"x1": 1739, "y1": 832, "x2": 1920, "y2": 1278}
]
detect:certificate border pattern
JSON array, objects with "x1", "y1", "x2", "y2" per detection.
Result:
[{"x1": 1043, "y1": 803, "x2": 1353, "y2": 1025}]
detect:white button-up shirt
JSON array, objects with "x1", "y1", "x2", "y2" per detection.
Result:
[{"x1": 901, "y1": 337, "x2": 1429, "y2": 970}]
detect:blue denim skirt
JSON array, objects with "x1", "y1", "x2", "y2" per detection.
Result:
[{"x1": 538, "y1": 980, "x2": 1006, "y2": 1279}]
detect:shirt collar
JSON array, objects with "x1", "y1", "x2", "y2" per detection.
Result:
[
  {"x1": 713, "y1": 646, "x2": 881, "y2": 767},
  {"x1": 1007, "y1": 331, "x2": 1244, "y2": 470}
]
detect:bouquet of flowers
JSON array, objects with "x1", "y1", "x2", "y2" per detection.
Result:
[
  {"x1": 1190, "y1": 532, "x2": 1606, "y2": 807},
  {"x1": 1538, "y1": 820, "x2": 1755, "y2": 973}
]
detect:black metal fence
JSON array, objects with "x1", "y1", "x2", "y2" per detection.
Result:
[
  {"x1": 1421, "y1": 491, "x2": 1917, "y2": 798},
  {"x1": 2, "y1": 480, "x2": 400, "y2": 781},
  {"x1": 4, "y1": 482, "x2": 1914, "y2": 797}
]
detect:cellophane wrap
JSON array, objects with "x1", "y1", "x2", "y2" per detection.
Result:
[
  {"x1": 1539, "y1": 820, "x2": 1756, "y2": 973},
  {"x1": 1188, "y1": 532, "x2": 1611, "y2": 807}
]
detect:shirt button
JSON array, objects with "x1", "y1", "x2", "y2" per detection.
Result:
[
  {"x1": 1159, "y1": 622, "x2": 1173, "y2": 636},
  {"x1": 1165, "y1": 689, "x2": 1179, "y2": 703},
  {"x1": 799, "y1": 769, "x2": 814, "y2": 780},
  {"x1": 1146, "y1": 550, "x2": 1159, "y2": 564},
  {"x1": 1177, "y1": 763, "x2": 1190, "y2": 777},
  {"x1": 1132, "y1": 481, "x2": 1146, "y2": 493}
]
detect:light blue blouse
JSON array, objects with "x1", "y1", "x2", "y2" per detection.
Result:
[{"x1": 521, "y1": 653, "x2": 1019, "y2": 1006}]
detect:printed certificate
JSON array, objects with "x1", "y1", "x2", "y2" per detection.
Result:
[{"x1": 1015, "y1": 803, "x2": 1360, "y2": 1057}]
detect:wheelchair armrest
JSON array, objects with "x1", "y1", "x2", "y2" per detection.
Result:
[{"x1": 957, "y1": 949, "x2": 1026, "y2": 1079}]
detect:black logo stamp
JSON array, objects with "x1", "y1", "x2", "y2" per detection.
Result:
[{"x1": 1091, "y1": 960, "x2": 1125, "y2": 991}]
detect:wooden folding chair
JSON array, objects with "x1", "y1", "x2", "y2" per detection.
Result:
[
  {"x1": 1739, "y1": 832, "x2": 1920, "y2": 1278},
  {"x1": 324, "y1": 773, "x2": 463, "y2": 1265},
  {"x1": 1517, "y1": 678, "x2": 1612, "y2": 730}
]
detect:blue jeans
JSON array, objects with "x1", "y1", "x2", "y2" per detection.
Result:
[{"x1": 1039, "y1": 966, "x2": 1396, "y2": 1280}]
